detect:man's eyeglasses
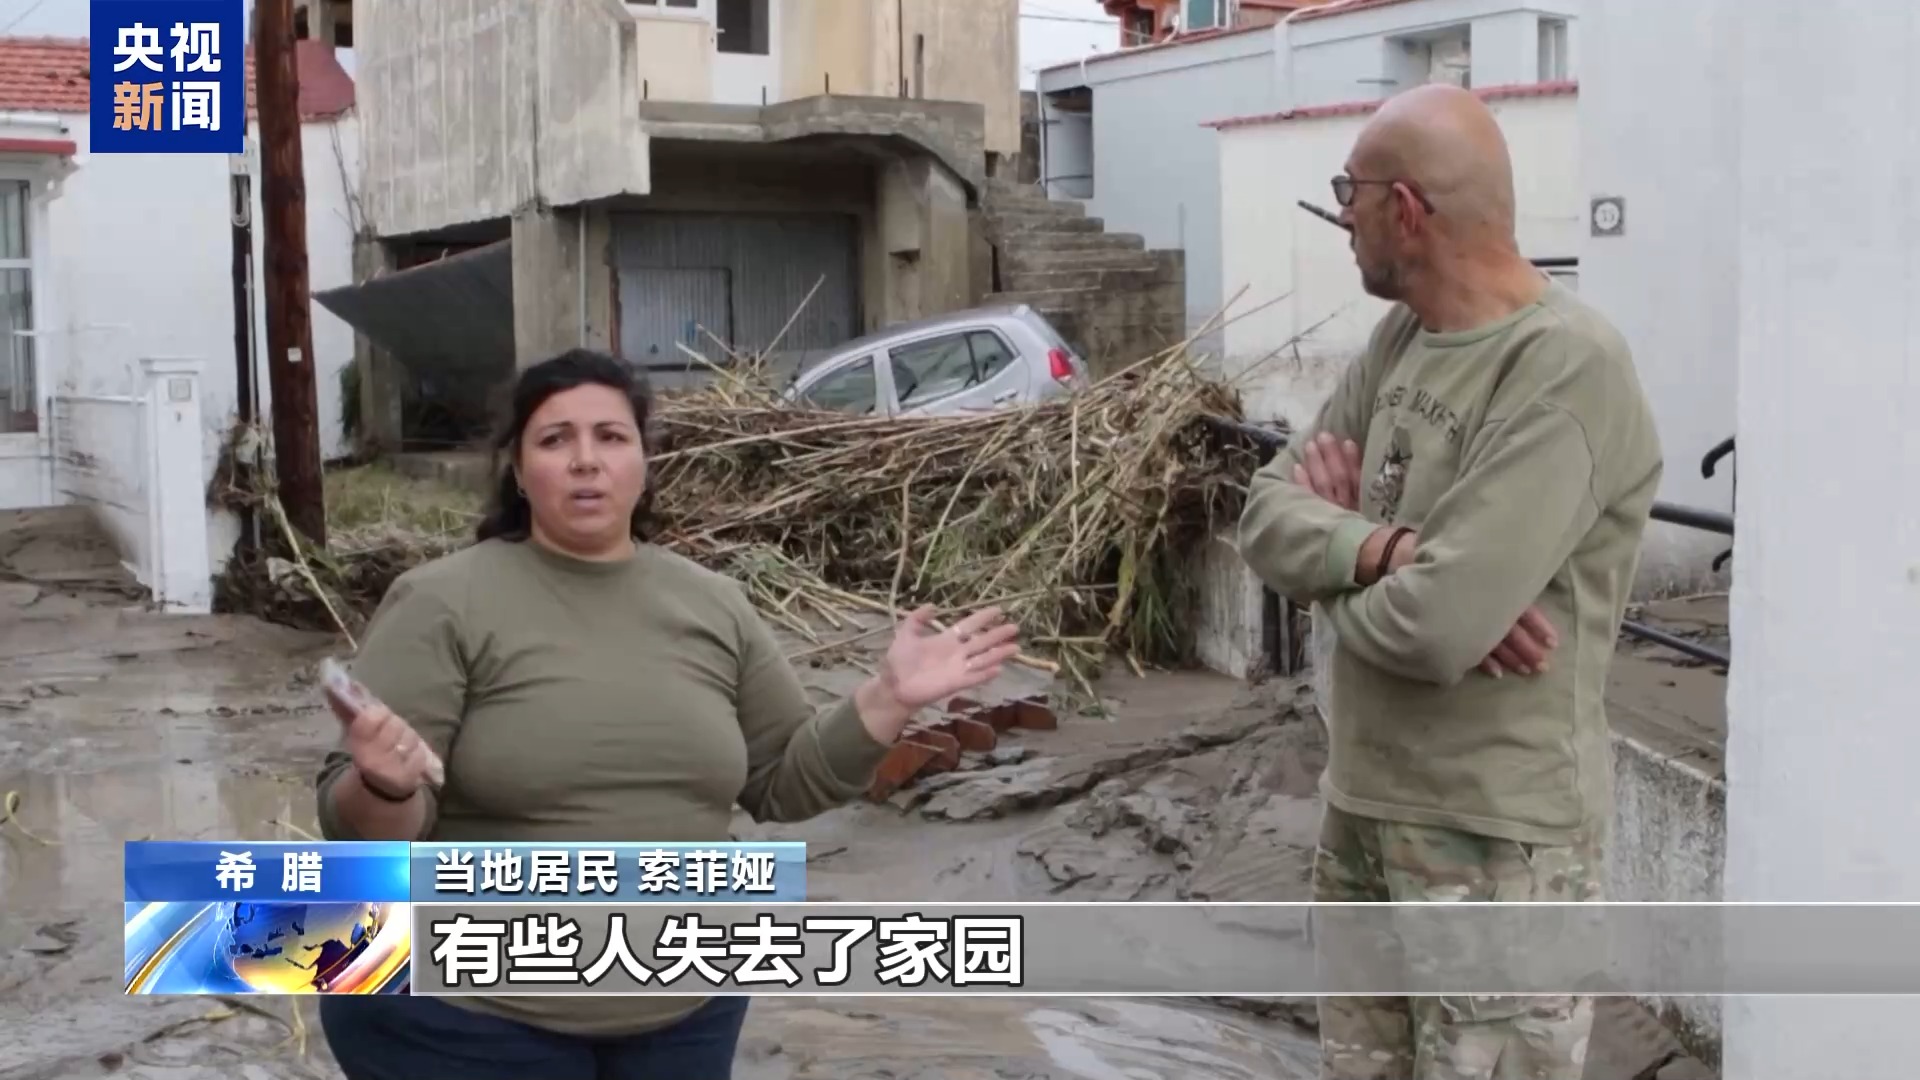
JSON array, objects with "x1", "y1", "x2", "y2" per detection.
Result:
[{"x1": 1331, "y1": 174, "x2": 1436, "y2": 214}]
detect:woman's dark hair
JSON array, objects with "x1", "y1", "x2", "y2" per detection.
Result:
[{"x1": 475, "y1": 348, "x2": 657, "y2": 544}]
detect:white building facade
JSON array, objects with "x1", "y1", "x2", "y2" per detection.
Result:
[
  {"x1": 1036, "y1": 0, "x2": 1578, "y2": 353},
  {"x1": 0, "y1": 37, "x2": 360, "y2": 610},
  {"x1": 1583, "y1": 0, "x2": 1920, "y2": 1076}
]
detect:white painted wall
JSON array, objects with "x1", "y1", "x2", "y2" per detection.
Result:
[
  {"x1": 0, "y1": 112, "x2": 360, "y2": 581},
  {"x1": 1216, "y1": 91, "x2": 1581, "y2": 425},
  {"x1": 1577, "y1": 2, "x2": 1920, "y2": 1071},
  {"x1": 48, "y1": 394, "x2": 146, "y2": 575},
  {"x1": 1037, "y1": 30, "x2": 1277, "y2": 342},
  {"x1": 1714, "y1": 4, "x2": 1920, "y2": 1077},
  {"x1": 1280, "y1": 0, "x2": 1580, "y2": 109},
  {"x1": 1576, "y1": 0, "x2": 1736, "y2": 594}
]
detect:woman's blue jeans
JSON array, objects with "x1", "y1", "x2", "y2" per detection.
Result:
[{"x1": 318, "y1": 993, "x2": 749, "y2": 1080}]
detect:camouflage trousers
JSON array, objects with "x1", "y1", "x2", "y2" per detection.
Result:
[{"x1": 1311, "y1": 803, "x2": 1604, "y2": 1080}]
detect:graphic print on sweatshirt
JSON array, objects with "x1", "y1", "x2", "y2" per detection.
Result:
[{"x1": 1370, "y1": 425, "x2": 1413, "y2": 523}]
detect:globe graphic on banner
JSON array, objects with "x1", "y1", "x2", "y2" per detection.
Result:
[{"x1": 215, "y1": 902, "x2": 386, "y2": 992}]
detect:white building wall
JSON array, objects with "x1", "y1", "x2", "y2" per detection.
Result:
[
  {"x1": 1466, "y1": 9, "x2": 1542, "y2": 86},
  {"x1": 1714, "y1": 4, "x2": 1920, "y2": 1076},
  {"x1": 1216, "y1": 91, "x2": 1581, "y2": 427},
  {"x1": 1280, "y1": 0, "x2": 1580, "y2": 109},
  {"x1": 1576, "y1": 0, "x2": 1738, "y2": 594},
  {"x1": 6, "y1": 113, "x2": 359, "y2": 579}
]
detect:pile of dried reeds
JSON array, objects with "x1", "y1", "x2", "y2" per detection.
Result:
[
  {"x1": 645, "y1": 345, "x2": 1270, "y2": 687},
  {"x1": 218, "y1": 340, "x2": 1281, "y2": 690}
]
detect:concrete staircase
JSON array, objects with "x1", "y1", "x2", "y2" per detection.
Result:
[{"x1": 980, "y1": 179, "x2": 1186, "y2": 375}]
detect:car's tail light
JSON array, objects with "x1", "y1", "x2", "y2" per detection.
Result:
[{"x1": 1047, "y1": 347, "x2": 1075, "y2": 382}]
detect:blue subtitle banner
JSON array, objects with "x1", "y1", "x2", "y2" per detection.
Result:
[
  {"x1": 90, "y1": 0, "x2": 246, "y2": 154},
  {"x1": 122, "y1": 841, "x2": 808, "y2": 904},
  {"x1": 410, "y1": 843, "x2": 807, "y2": 903},
  {"x1": 124, "y1": 841, "x2": 413, "y2": 904}
]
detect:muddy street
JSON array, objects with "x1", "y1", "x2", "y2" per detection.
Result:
[
  {"x1": 0, "y1": 508, "x2": 1710, "y2": 1080},
  {"x1": 0, "y1": 508, "x2": 1328, "y2": 1080}
]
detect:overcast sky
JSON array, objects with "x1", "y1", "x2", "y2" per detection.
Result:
[{"x1": 1, "y1": 0, "x2": 1116, "y2": 88}]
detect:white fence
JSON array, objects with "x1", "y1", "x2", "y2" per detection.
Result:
[{"x1": 46, "y1": 358, "x2": 211, "y2": 612}]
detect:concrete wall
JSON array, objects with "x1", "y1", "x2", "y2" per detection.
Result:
[
  {"x1": 1281, "y1": 0, "x2": 1580, "y2": 109},
  {"x1": 354, "y1": 0, "x2": 649, "y2": 238},
  {"x1": 1710, "y1": 5, "x2": 1920, "y2": 1078},
  {"x1": 872, "y1": 155, "x2": 973, "y2": 324},
  {"x1": 1216, "y1": 89, "x2": 1579, "y2": 426},
  {"x1": 1607, "y1": 734, "x2": 1725, "y2": 1057},
  {"x1": 1575, "y1": 0, "x2": 1737, "y2": 595},
  {"x1": 1036, "y1": 30, "x2": 1277, "y2": 346},
  {"x1": 775, "y1": 0, "x2": 1019, "y2": 156},
  {"x1": 780, "y1": 0, "x2": 876, "y2": 101},
  {"x1": 0, "y1": 113, "x2": 358, "y2": 575},
  {"x1": 880, "y1": 0, "x2": 1021, "y2": 157}
]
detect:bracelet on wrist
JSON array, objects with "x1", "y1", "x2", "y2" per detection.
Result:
[{"x1": 1376, "y1": 526, "x2": 1413, "y2": 583}]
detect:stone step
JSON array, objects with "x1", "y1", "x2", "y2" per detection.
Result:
[
  {"x1": 1000, "y1": 246, "x2": 1163, "y2": 274},
  {"x1": 985, "y1": 287, "x2": 1104, "y2": 312},
  {"x1": 984, "y1": 178, "x2": 1057, "y2": 200},
  {"x1": 985, "y1": 188, "x2": 1088, "y2": 214},
  {"x1": 986, "y1": 194, "x2": 1088, "y2": 218},
  {"x1": 1000, "y1": 230, "x2": 1147, "y2": 254},
  {"x1": 987, "y1": 211, "x2": 1105, "y2": 236},
  {"x1": 1002, "y1": 264, "x2": 1175, "y2": 293}
]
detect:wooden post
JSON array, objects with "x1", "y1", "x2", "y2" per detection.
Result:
[{"x1": 254, "y1": 0, "x2": 327, "y2": 546}]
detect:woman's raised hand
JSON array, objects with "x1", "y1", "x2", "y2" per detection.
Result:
[{"x1": 878, "y1": 605, "x2": 1023, "y2": 712}]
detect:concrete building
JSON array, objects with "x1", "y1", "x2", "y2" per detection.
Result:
[
  {"x1": 1036, "y1": 0, "x2": 1577, "y2": 351},
  {"x1": 309, "y1": 0, "x2": 1181, "y2": 453},
  {"x1": 0, "y1": 36, "x2": 361, "y2": 610}
]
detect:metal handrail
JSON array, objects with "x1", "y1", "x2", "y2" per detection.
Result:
[{"x1": 1650, "y1": 500, "x2": 1732, "y2": 537}]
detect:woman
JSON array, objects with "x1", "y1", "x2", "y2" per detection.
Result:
[{"x1": 314, "y1": 348, "x2": 1021, "y2": 1080}]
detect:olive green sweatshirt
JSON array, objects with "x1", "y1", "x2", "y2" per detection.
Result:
[
  {"x1": 314, "y1": 538, "x2": 892, "y2": 1036},
  {"x1": 1237, "y1": 280, "x2": 1662, "y2": 846}
]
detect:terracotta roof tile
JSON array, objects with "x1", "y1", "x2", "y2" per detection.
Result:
[
  {"x1": 0, "y1": 36, "x2": 90, "y2": 114},
  {"x1": 1289, "y1": 0, "x2": 1422, "y2": 22},
  {"x1": 1037, "y1": 22, "x2": 1273, "y2": 75},
  {"x1": 1204, "y1": 80, "x2": 1578, "y2": 130},
  {"x1": 0, "y1": 35, "x2": 354, "y2": 121}
]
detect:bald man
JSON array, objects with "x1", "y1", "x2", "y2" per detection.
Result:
[{"x1": 1237, "y1": 85, "x2": 1663, "y2": 1079}]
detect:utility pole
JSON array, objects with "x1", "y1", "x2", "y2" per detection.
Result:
[{"x1": 254, "y1": 0, "x2": 327, "y2": 547}]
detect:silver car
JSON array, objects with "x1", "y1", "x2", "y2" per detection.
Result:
[{"x1": 781, "y1": 304, "x2": 1091, "y2": 417}]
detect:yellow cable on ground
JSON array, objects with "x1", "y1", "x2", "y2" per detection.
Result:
[
  {"x1": 269, "y1": 818, "x2": 321, "y2": 842},
  {"x1": 0, "y1": 790, "x2": 57, "y2": 845}
]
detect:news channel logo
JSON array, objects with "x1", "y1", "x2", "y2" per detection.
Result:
[{"x1": 123, "y1": 900, "x2": 412, "y2": 994}]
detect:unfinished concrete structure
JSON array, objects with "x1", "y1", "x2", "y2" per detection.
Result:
[{"x1": 298, "y1": 0, "x2": 1173, "y2": 453}]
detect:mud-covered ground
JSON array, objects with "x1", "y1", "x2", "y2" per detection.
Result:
[{"x1": 0, "y1": 507, "x2": 1713, "y2": 1080}]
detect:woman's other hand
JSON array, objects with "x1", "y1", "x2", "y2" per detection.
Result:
[{"x1": 855, "y1": 605, "x2": 1022, "y2": 743}]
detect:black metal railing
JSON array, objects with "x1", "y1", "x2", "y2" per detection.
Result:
[{"x1": 1628, "y1": 436, "x2": 1735, "y2": 669}]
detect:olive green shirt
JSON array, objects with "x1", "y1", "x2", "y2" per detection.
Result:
[
  {"x1": 315, "y1": 538, "x2": 892, "y2": 1036},
  {"x1": 1237, "y1": 281, "x2": 1662, "y2": 846}
]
